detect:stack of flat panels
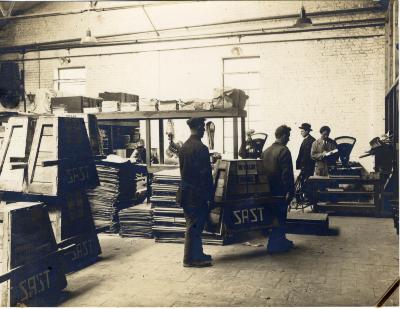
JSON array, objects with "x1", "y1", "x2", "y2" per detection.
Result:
[
  {"x1": 87, "y1": 157, "x2": 137, "y2": 233},
  {"x1": 119, "y1": 203, "x2": 153, "y2": 238},
  {"x1": 151, "y1": 169, "x2": 226, "y2": 245}
]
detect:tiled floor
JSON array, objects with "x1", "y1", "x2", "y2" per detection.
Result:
[{"x1": 59, "y1": 216, "x2": 399, "y2": 307}]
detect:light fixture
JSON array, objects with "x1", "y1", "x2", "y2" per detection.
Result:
[
  {"x1": 293, "y1": 6, "x2": 313, "y2": 28},
  {"x1": 231, "y1": 46, "x2": 243, "y2": 57},
  {"x1": 80, "y1": 28, "x2": 98, "y2": 45},
  {"x1": 60, "y1": 56, "x2": 71, "y2": 64}
]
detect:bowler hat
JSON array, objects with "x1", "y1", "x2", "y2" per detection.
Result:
[
  {"x1": 186, "y1": 117, "x2": 206, "y2": 128},
  {"x1": 299, "y1": 123, "x2": 312, "y2": 131}
]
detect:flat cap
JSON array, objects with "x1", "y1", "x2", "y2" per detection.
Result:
[{"x1": 186, "y1": 117, "x2": 206, "y2": 128}]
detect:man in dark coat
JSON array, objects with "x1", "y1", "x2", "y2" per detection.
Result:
[
  {"x1": 311, "y1": 126, "x2": 338, "y2": 176},
  {"x1": 261, "y1": 125, "x2": 295, "y2": 253},
  {"x1": 295, "y1": 123, "x2": 316, "y2": 201},
  {"x1": 179, "y1": 117, "x2": 214, "y2": 267},
  {"x1": 296, "y1": 123, "x2": 316, "y2": 177}
]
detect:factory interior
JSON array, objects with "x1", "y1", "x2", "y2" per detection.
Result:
[{"x1": 0, "y1": 0, "x2": 398, "y2": 307}]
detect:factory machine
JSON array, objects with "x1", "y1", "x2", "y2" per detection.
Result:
[{"x1": 309, "y1": 135, "x2": 393, "y2": 216}]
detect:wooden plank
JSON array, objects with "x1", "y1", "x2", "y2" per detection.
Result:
[
  {"x1": 95, "y1": 108, "x2": 247, "y2": 120},
  {"x1": 145, "y1": 120, "x2": 151, "y2": 167},
  {"x1": 159, "y1": 119, "x2": 164, "y2": 164},
  {"x1": 233, "y1": 117, "x2": 238, "y2": 159}
]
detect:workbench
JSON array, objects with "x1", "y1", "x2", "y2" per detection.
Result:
[{"x1": 308, "y1": 175, "x2": 384, "y2": 216}]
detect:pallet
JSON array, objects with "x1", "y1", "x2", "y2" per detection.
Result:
[{"x1": 286, "y1": 212, "x2": 329, "y2": 235}]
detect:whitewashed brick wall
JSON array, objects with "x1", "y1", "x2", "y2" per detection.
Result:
[{"x1": 0, "y1": 1, "x2": 386, "y2": 171}]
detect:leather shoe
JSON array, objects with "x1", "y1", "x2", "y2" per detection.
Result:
[
  {"x1": 201, "y1": 253, "x2": 212, "y2": 261},
  {"x1": 183, "y1": 259, "x2": 212, "y2": 268},
  {"x1": 267, "y1": 239, "x2": 293, "y2": 254}
]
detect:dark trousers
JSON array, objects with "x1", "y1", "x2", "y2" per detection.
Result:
[
  {"x1": 269, "y1": 202, "x2": 289, "y2": 242},
  {"x1": 182, "y1": 204, "x2": 208, "y2": 262}
]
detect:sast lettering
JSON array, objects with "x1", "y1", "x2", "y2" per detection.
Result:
[
  {"x1": 233, "y1": 208, "x2": 264, "y2": 225},
  {"x1": 18, "y1": 269, "x2": 51, "y2": 302}
]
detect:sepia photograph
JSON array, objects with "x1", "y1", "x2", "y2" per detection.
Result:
[{"x1": 0, "y1": 0, "x2": 398, "y2": 307}]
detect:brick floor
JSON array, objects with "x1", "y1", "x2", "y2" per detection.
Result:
[{"x1": 59, "y1": 216, "x2": 399, "y2": 307}]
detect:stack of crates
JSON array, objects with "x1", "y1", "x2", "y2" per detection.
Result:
[{"x1": 214, "y1": 159, "x2": 270, "y2": 202}]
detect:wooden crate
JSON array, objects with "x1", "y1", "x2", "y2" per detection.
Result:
[
  {"x1": 0, "y1": 117, "x2": 37, "y2": 192},
  {"x1": 26, "y1": 116, "x2": 99, "y2": 196},
  {"x1": 51, "y1": 96, "x2": 102, "y2": 113},
  {"x1": 62, "y1": 113, "x2": 103, "y2": 156},
  {"x1": 216, "y1": 159, "x2": 270, "y2": 199},
  {"x1": 99, "y1": 92, "x2": 139, "y2": 102},
  {"x1": 0, "y1": 202, "x2": 67, "y2": 306},
  {"x1": 219, "y1": 196, "x2": 281, "y2": 233}
]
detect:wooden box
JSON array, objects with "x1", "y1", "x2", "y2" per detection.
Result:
[
  {"x1": 51, "y1": 96, "x2": 102, "y2": 113},
  {"x1": 99, "y1": 92, "x2": 139, "y2": 102}
]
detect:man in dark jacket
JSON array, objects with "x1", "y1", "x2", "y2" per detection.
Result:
[
  {"x1": 179, "y1": 117, "x2": 214, "y2": 267},
  {"x1": 261, "y1": 125, "x2": 295, "y2": 253},
  {"x1": 296, "y1": 123, "x2": 316, "y2": 177},
  {"x1": 295, "y1": 123, "x2": 316, "y2": 201}
]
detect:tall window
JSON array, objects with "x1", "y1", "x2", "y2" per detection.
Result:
[
  {"x1": 55, "y1": 67, "x2": 86, "y2": 96},
  {"x1": 222, "y1": 56, "x2": 260, "y2": 155}
]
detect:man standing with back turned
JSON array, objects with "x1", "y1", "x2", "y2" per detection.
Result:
[
  {"x1": 261, "y1": 125, "x2": 295, "y2": 253},
  {"x1": 179, "y1": 117, "x2": 214, "y2": 267}
]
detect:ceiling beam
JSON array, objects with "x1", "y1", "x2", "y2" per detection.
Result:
[
  {"x1": 0, "y1": 2, "x2": 15, "y2": 17},
  {"x1": 142, "y1": 6, "x2": 160, "y2": 37}
]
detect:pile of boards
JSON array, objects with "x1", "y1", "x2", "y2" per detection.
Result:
[
  {"x1": 151, "y1": 169, "x2": 226, "y2": 245},
  {"x1": 119, "y1": 203, "x2": 153, "y2": 238},
  {"x1": 87, "y1": 157, "x2": 137, "y2": 233}
]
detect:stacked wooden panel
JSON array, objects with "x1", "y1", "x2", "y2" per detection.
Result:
[
  {"x1": 119, "y1": 203, "x2": 153, "y2": 238},
  {"x1": 87, "y1": 159, "x2": 137, "y2": 233},
  {"x1": 151, "y1": 169, "x2": 226, "y2": 245}
]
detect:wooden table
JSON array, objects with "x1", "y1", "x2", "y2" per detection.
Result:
[{"x1": 308, "y1": 175, "x2": 384, "y2": 216}]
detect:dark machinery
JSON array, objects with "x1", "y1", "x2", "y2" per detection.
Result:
[
  {"x1": 328, "y1": 136, "x2": 363, "y2": 178},
  {"x1": 239, "y1": 130, "x2": 268, "y2": 159}
]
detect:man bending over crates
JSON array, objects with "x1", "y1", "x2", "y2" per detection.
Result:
[
  {"x1": 178, "y1": 117, "x2": 214, "y2": 267},
  {"x1": 261, "y1": 125, "x2": 295, "y2": 253}
]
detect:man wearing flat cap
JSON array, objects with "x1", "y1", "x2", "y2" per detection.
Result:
[
  {"x1": 296, "y1": 123, "x2": 316, "y2": 178},
  {"x1": 178, "y1": 117, "x2": 214, "y2": 267},
  {"x1": 311, "y1": 126, "x2": 338, "y2": 176}
]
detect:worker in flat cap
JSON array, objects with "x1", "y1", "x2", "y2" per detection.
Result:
[
  {"x1": 311, "y1": 126, "x2": 338, "y2": 176},
  {"x1": 261, "y1": 125, "x2": 295, "y2": 253},
  {"x1": 295, "y1": 123, "x2": 316, "y2": 201},
  {"x1": 178, "y1": 117, "x2": 214, "y2": 267}
]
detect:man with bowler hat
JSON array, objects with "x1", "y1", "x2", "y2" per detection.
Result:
[
  {"x1": 178, "y1": 117, "x2": 214, "y2": 267},
  {"x1": 296, "y1": 123, "x2": 316, "y2": 177}
]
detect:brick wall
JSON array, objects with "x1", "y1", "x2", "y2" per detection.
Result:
[{"x1": 0, "y1": 1, "x2": 386, "y2": 171}]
